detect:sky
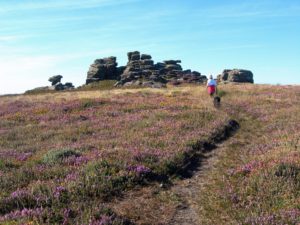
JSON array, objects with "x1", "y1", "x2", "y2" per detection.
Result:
[{"x1": 0, "y1": 0, "x2": 300, "y2": 94}]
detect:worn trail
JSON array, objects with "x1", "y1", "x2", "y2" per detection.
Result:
[
  {"x1": 169, "y1": 143, "x2": 227, "y2": 225},
  {"x1": 110, "y1": 119, "x2": 239, "y2": 225},
  {"x1": 169, "y1": 121, "x2": 239, "y2": 225}
]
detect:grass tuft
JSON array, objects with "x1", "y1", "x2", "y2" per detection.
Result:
[{"x1": 42, "y1": 149, "x2": 81, "y2": 165}]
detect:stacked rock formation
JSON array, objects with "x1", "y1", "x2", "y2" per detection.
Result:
[
  {"x1": 49, "y1": 75, "x2": 62, "y2": 85},
  {"x1": 26, "y1": 75, "x2": 74, "y2": 93},
  {"x1": 113, "y1": 51, "x2": 207, "y2": 87},
  {"x1": 115, "y1": 51, "x2": 165, "y2": 87},
  {"x1": 48, "y1": 75, "x2": 74, "y2": 91},
  {"x1": 218, "y1": 69, "x2": 254, "y2": 83},
  {"x1": 86, "y1": 57, "x2": 125, "y2": 84}
]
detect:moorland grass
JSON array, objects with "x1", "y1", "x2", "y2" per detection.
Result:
[
  {"x1": 0, "y1": 85, "x2": 228, "y2": 224},
  {"x1": 0, "y1": 84, "x2": 299, "y2": 224},
  {"x1": 197, "y1": 84, "x2": 300, "y2": 225}
]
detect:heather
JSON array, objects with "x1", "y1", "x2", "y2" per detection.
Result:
[
  {"x1": 0, "y1": 87, "x2": 229, "y2": 224},
  {"x1": 197, "y1": 84, "x2": 300, "y2": 224},
  {"x1": 0, "y1": 84, "x2": 299, "y2": 224}
]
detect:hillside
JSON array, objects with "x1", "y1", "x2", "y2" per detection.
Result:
[{"x1": 0, "y1": 84, "x2": 299, "y2": 224}]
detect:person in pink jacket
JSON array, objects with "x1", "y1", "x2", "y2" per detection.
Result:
[{"x1": 206, "y1": 75, "x2": 217, "y2": 96}]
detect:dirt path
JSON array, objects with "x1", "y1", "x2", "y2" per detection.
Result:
[
  {"x1": 110, "y1": 119, "x2": 240, "y2": 225},
  {"x1": 169, "y1": 123, "x2": 240, "y2": 224},
  {"x1": 169, "y1": 143, "x2": 226, "y2": 225}
]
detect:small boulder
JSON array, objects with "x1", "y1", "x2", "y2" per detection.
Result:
[
  {"x1": 140, "y1": 59, "x2": 154, "y2": 66},
  {"x1": 141, "y1": 54, "x2": 152, "y2": 60},
  {"x1": 54, "y1": 83, "x2": 65, "y2": 91},
  {"x1": 165, "y1": 64, "x2": 183, "y2": 71},
  {"x1": 164, "y1": 60, "x2": 181, "y2": 65},
  {"x1": 127, "y1": 51, "x2": 140, "y2": 61},
  {"x1": 64, "y1": 82, "x2": 74, "y2": 89}
]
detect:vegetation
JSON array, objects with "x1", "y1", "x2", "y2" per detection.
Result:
[
  {"x1": 77, "y1": 80, "x2": 118, "y2": 91},
  {"x1": 197, "y1": 84, "x2": 300, "y2": 225},
  {"x1": 0, "y1": 84, "x2": 299, "y2": 224},
  {"x1": 0, "y1": 85, "x2": 229, "y2": 224}
]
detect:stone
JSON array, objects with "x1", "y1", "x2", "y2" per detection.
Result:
[
  {"x1": 123, "y1": 81, "x2": 135, "y2": 87},
  {"x1": 130, "y1": 54, "x2": 140, "y2": 61},
  {"x1": 140, "y1": 59, "x2": 154, "y2": 66},
  {"x1": 154, "y1": 63, "x2": 166, "y2": 70},
  {"x1": 133, "y1": 80, "x2": 142, "y2": 86},
  {"x1": 29, "y1": 74, "x2": 75, "y2": 92},
  {"x1": 165, "y1": 64, "x2": 183, "y2": 71},
  {"x1": 164, "y1": 60, "x2": 181, "y2": 65},
  {"x1": 218, "y1": 69, "x2": 254, "y2": 83},
  {"x1": 86, "y1": 56, "x2": 119, "y2": 84},
  {"x1": 183, "y1": 69, "x2": 192, "y2": 74},
  {"x1": 64, "y1": 82, "x2": 74, "y2": 88},
  {"x1": 149, "y1": 75, "x2": 167, "y2": 83},
  {"x1": 192, "y1": 71, "x2": 201, "y2": 76},
  {"x1": 142, "y1": 70, "x2": 152, "y2": 77},
  {"x1": 127, "y1": 51, "x2": 140, "y2": 61},
  {"x1": 48, "y1": 75, "x2": 63, "y2": 86},
  {"x1": 140, "y1": 65, "x2": 155, "y2": 70},
  {"x1": 85, "y1": 51, "x2": 209, "y2": 88},
  {"x1": 54, "y1": 83, "x2": 65, "y2": 91},
  {"x1": 141, "y1": 54, "x2": 152, "y2": 60}
]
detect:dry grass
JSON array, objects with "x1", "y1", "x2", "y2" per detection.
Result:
[
  {"x1": 197, "y1": 84, "x2": 300, "y2": 225},
  {"x1": 0, "y1": 83, "x2": 299, "y2": 224},
  {"x1": 0, "y1": 84, "x2": 227, "y2": 224}
]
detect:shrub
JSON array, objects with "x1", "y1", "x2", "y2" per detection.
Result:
[
  {"x1": 154, "y1": 151, "x2": 189, "y2": 177},
  {"x1": 42, "y1": 149, "x2": 81, "y2": 165},
  {"x1": 0, "y1": 190, "x2": 38, "y2": 215},
  {"x1": 77, "y1": 80, "x2": 117, "y2": 91},
  {"x1": 275, "y1": 163, "x2": 300, "y2": 182},
  {"x1": 76, "y1": 160, "x2": 130, "y2": 200},
  {"x1": 91, "y1": 205, "x2": 133, "y2": 225},
  {"x1": 0, "y1": 159, "x2": 20, "y2": 170},
  {"x1": 24, "y1": 89, "x2": 56, "y2": 95}
]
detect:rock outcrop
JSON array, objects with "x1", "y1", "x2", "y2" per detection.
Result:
[
  {"x1": 218, "y1": 69, "x2": 254, "y2": 83},
  {"x1": 26, "y1": 75, "x2": 74, "y2": 93},
  {"x1": 85, "y1": 51, "x2": 207, "y2": 88},
  {"x1": 86, "y1": 57, "x2": 124, "y2": 84},
  {"x1": 46, "y1": 75, "x2": 74, "y2": 90},
  {"x1": 114, "y1": 51, "x2": 165, "y2": 87},
  {"x1": 48, "y1": 76, "x2": 74, "y2": 91}
]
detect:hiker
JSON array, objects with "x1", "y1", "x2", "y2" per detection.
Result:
[{"x1": 206, "y1": 75, "x2": 217, "y2": 96}]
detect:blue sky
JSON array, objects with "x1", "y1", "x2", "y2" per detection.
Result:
[{"x1": 0, "y1": 0, "x2": 299, "y2": 94}]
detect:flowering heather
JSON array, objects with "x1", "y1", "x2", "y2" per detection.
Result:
[
  {"x1": 0, "y1": 86, "x2": 230, "y2": 223},
  {"x1": 0, "y1": 207, "x2": 43, "y2": 222},
  {"x1": 244, "y1": 209, "x2": 300, "y2": 225},
  {"x1": 1, "y1": 84, "x2": 298, "y2": 224},
  {"x1": 0, "y1": 149, "x2": 32, "y2": 161},
  {"x1": 197, "y1": 84, "x2": 300, "y2": 225},
  {"x1": 53, "y1": 186, "x2": 67, "y2": 198},
  {"x1": 10, "y1": 189, "x2": 29, "y2": 198},
  {"x1": 89, "y1": 215, "x2": 113, "y2": 225},
  {"x1": 63, "y1": 155, "x2": 89, "y2": 166},
  {"x1": 127, "y1": 165, "x2": 152, "y2": 175}
]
